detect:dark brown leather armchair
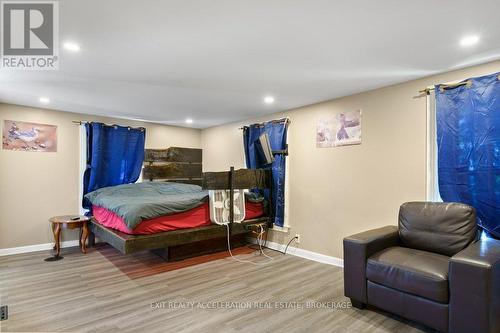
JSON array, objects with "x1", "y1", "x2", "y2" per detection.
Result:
[{"x1": 343, "y1": 202, "x2": 500, "y2": 333}]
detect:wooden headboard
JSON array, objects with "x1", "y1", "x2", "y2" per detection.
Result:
[{"x1": 142, "y1": 147, "x2": 202, "y2": 185}]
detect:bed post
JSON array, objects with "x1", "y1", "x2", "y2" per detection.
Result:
[
  {"x1": 229, "y1": 166, "x2": 235, "y2": 236},
  {"x1": 267, "y1": 169, "x2": 274, "y2": 229},
  {"x1": 151, "y1": 248, "x2": 169, "y2": 261},
  {"x1": 88, "y1": 229, "x2": 96, "y2": 247}
]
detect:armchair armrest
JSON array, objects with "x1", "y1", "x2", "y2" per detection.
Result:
[
  {"x1": 449, "y1": 238, "x2": 500, "y2": 333},
  {"x1": 343, "y1": 225, "x2": 399, "y2": 304}
]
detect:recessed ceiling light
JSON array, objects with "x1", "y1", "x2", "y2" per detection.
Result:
[
  {"x1": 63, "y1": 42, "x2": 80, "y2": 52},
  {"x1": 39, "y1": 97, "x2": 50, "y2": 104},
  {"x1": 264, "y1": 96, "x2": 275, "y2": 104},
  {"x1": 460, "y1": 35, "x2": 480, "y2": 47},
  {"x1": 185, "y1": 118, "x2": 193, "y2": 124}
]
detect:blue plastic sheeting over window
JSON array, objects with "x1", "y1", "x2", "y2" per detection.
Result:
[
  {"x1": 243, "y1": 119, "x2": 288, "y2": 227},
  {"x1": 436, "y1": 72, "x2": 500, "y2": 238},
  {"x1": 82, "y1": 122, "x2": 146, "y2": 210}
]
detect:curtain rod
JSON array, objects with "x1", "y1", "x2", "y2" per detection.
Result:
[
  {"x1": 238, "y1": 117, "x2": 290, "y2": 130},
  {"x1": 419, "y1": 87, "x2": 435, "y2": 95},
  {"x1": 419, "y1": 73, "x2": 500, "y2": 95},
  {"x1": 72, "y1": 120, "x2": 145, "y2": 130},
  {"x1": 419, "y1": 80, "x2": 473, "y2": 95}
]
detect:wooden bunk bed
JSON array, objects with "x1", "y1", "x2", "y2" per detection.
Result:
[{"x1": 88, "y1": 147, "x2": 272, "y2": 260}]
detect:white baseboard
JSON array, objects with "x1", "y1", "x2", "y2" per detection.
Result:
[
  {"x1": 1, "y1": 238, "x2": 344, "y2": 269},
  {"x1": 0, "y1": 240, "x2": 80, "y2": 257},
  {"x1": 251, "y1": 239, "x2": 344, "y2": 268}
]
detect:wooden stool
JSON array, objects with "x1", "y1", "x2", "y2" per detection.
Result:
[{"x1": 45, "y1": 215, "x2": 90, "y2": 261}]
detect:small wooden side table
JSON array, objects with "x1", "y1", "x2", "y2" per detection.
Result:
[{"x1": 45, "y1": 215, "x2": 90, "y2": 262}]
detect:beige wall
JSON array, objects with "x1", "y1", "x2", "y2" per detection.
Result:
[
  {"x1": 201, "y1": 60, "x2": 500, "y2": 259},
  {"x1": 0, "y1": 104, "x2": 201, "y2": 249}
]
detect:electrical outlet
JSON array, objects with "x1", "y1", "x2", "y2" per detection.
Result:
[
  {"x1": 0, "y1": 305, "x2": 8, "y2": 321},
  {"x1": 295, "y1": 234, "x2": 301, "y2": 243}
]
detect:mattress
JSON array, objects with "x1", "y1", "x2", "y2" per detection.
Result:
[
  {"x1": 85, "y1": 182, "x2": 209, "y2": 230},
  {"x1": 93, "y1": 201, "x2": 264, "y2": 235}
]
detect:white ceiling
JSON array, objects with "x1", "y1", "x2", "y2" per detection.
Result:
[{"x1": 1, "y1": 0, "x2": 500, "y2": 128}]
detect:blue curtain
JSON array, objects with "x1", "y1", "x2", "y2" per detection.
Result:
[
  {"x1": 243, "y1": 118, "x2": 288, "y2": 227},
  {"x1": 436, "y1": 72, "x2": 500, "y2": 239},
  {"x1": 82, "y1": 122, "x2": 146, "y2": 210}
]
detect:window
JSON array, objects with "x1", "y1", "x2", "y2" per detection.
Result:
[
  {"x1": 426, "y1": 89, "x2": 442, "y2": 202},
  {"x1": 78, "y1": 124, "x2": 86, "y2": 215}
]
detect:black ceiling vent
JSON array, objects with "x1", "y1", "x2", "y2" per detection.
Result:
[{"x1": 0, "y1": 305, "x2": 8, "y2": 321}]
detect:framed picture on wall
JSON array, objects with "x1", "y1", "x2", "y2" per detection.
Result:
[
  {"x1": 316, "y1": 116, "x2": 336, "y2": 148},
  {"x1": 334, "y1": 109, "x2": 362, "y2": 146},
  {"x1": 317, "y1": 110, "x2": 362, "y2": 147},
  {"x1": 2, "y1": 120, "x2": 58, "y2": 152}
]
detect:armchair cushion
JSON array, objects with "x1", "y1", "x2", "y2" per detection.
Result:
[
  {"x1": 399, "y1": 202, "x2": 477, "y2": 256},
  {"x1": 367, "y1": 246, "x2": 450, "y2": 303}
]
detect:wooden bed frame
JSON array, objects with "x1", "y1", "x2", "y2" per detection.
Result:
[{"x1": 88, "y1": 147, "x2": 273, "y2": 260}]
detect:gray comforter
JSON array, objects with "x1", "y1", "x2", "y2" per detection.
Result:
[{"x1": 84, "y1": 182, "x2": 208, "y2": 229}]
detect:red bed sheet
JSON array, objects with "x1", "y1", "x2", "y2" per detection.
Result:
[{"x1": 92, "y1": 201, "x2": 264, "y2": 235}]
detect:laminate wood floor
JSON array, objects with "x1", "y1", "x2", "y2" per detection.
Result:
[{"x1": 0, "y1": 244, "x2": 435, "y2": 333}]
